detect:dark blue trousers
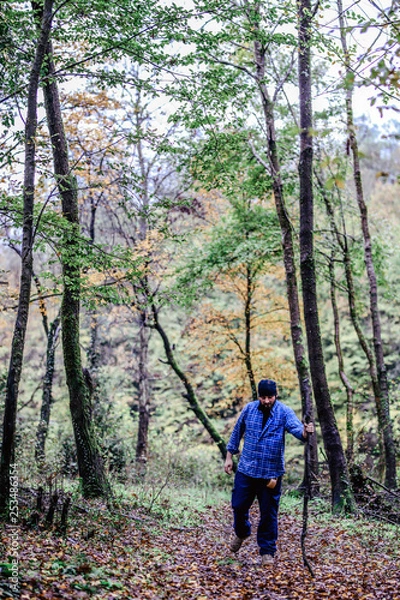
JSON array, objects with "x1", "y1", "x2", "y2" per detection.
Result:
[{"x1": 231, "y1": 470, "x2": 282, "y2": 556}]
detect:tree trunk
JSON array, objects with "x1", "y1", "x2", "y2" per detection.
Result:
[
  {"x1": 87, "y1": 194, "x2": 100, "y2": 373},
  {"x1": 318, "y1": 169, "x2": 389, "y2": 465},
  {"x1": 0, "y1": 0, "x2": 54, "y2": 516},
  {"x1": 136, "y1": 310, "x2": 151, "y2": 466},
  {"x1": 336, "y1": 0, "x2": 396, "y2": 489},
  {"x1": 87, "y1": 312, "x2": 99, "y2": 372},
  {"x1": 250, "y1": 9, "x2": 318, "y2": 490},
  {"x1": 6, "y1": 247, "x2": 61, "y2": 470},
  {"x1": 298, "y1": 0, "x2": 353, "y2": 511},
  {"x1": 150, "y1": 303, "x2": 228, "y2": 461},
  {"x1": 244, "y1": 266, "x2": 257, "y2": 400},
  {"x1": 134, "y1": 110, "x2": 152, "y2": 468},
  {"x1": 35, "y1": 312, "x2": 61, "y2": 468},
  {"x1": 328, "y1": 253, "x2": 355, "y2": 464},
  {"x1": 42, "y1": 40, "x2": 109, "y2": 498},
  {"x1": 316, "y1": 170, "x2": 384, "y2": 460}
]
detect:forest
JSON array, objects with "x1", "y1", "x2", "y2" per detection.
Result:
[{"x1": 0, "y1": 0, "x2": 399, "y2": 598}]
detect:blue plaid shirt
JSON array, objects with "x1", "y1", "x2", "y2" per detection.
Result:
[{"x1": 227, "y1": 400, "x2": 305, "y2": 479}]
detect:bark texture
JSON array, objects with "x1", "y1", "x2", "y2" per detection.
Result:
[
  {"x1": 136, "y1": 310, "x2": 151, "y2": 465},
  {"x1": 328, "y1": 254, "x2": 354, "y2": 463},
  {"x1": 337, "y1": 0, "x2": 396, "y2": 489},
  {"x1": 134, "y1": 125, "x2": 152, "y2": 466},
  {"x1": 316, "y1": 172, "x2": 376, "y2": 465},
  {"x1": 249, "y1": 4, "x2": 318, "y2": 488},
  {"x1": 298, "y1": 0, "x2": 353, "y2": 510},
  {"x1": 42, "y1": 41, "x2": 109, "y2": 498},
  {"x1": 35, "y1": 313, "x2": 61, "y2": 467},
  {"x1": 244, "y1": 266, "x2": 257, "y2": 400},
  {"x1": 0, "y1": 0, "x2": 54, "y2": 515}
]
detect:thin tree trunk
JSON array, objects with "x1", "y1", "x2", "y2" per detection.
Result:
[
  {"x1": 136, "y1": 310, "x2": 151, "y2": 465},
  {"x1": 317, "y1": 169, "x2": 387, "y2": 464},
  {"x1": 244, "y1": 266, "x2": 257, "y2": 400},
  {"x1": 328, "y1": 253, "x2": 355, "y2": 464},
  {"x1": 85, "y1": 195, "x2": 101, "y2": 433},
  {"x1": 316, "y1": 169, "x2": 382, "y2": 453},
  {"x1": 87, "y1": 194, "x2": 100, "y2": 373},
  {"x1": 134, "y1": 109, "x2": 152, "y2": 467},
  {"x1": 6, "y1": 244, "x2": 61, "y2": 470},
  {"x1": 35, "y1": 312, "x2": 61, "y2": 468},
  {"x1": 337, "y1": 0, "x2": 396, "y2": 489},
  {"x1": 316, "y1": 172, "x2": 376, "y2": 369},
  {"x1": 150, "y1": 303, "x2": 228, "y2": 461},
  {"x1": 249, "y1": 4, "x2": 318, "y2": 491},
  {"x1": 0, "y1": 0, "x2": 54, "y2": 516},
  {"x1": 87, "y1": 312, "x2": 99, "y2": 372},
  {"x1": 42, "y1": 40, "x2": 109, "y2": 498},
  {"x1": 298, "y1": 0, "x2": 353, "y2": 511}
]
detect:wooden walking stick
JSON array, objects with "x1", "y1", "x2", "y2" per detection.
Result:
[{"x1": 301, "y1": 414, "x2": 315, "y2": 577}]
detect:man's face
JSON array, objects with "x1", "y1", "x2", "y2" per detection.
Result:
[{"x1": 259, "y1": 395, "x2": 276, "y2": 408}]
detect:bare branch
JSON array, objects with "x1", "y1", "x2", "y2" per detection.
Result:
[{"x1": 248, "y1": 139, "x2": 269, "y2": 172}]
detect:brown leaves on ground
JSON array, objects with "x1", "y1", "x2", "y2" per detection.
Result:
[{"x1": 1, "y1": 501, "x2": 399, "y2": 600}]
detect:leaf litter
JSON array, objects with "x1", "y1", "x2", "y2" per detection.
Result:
[{"x1": 1, "y1": 500, "x2": 399, "y2": 599}]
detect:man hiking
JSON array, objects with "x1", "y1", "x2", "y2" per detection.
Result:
[{"x1": 224, "y1": 378, "x2": 314, "y2": 565}]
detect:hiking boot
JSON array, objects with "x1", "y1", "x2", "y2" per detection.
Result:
[
  {"x1": 229, "y1": 534, "x2": 245, "y2": 553},
  {"x1": 261, "y1": 553, "x2": 275, "y2": 566}
]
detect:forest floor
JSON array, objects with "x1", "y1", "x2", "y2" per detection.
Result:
[{"x1": 1, "y1": 496, "x2": 400, "y2": 600}]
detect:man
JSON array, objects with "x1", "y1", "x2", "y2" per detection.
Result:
[{"x1": 224, "y1": 378, "x2": 314, "y2": 565}]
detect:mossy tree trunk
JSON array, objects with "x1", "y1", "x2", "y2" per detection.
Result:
[
  {"x1": 0, "y1": 0, "x2": 54, "y2": 516},
  {"x1": 150, "y1": 303, "x2": 228, "y2": 461},
  {"x1": 35, "y1": 312, "x2": 61, "y2": 468},
  {"x1": 42, "y1": 40, "x2": 109, "y2": 499}
]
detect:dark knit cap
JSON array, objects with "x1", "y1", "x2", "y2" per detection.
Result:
[{"x1": 258, "y1": 379, "x2": 277, "y2": 397}]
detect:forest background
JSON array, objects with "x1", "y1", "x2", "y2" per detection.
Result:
[
  {"x1": 1, "y1": 0, "x2": 400, "y2": 500},
  {"x1": 0, "y1": 0, "x2": 400, "y2": 595}
]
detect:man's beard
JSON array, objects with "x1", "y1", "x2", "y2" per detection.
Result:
[{"x1": 258, "y1": 402, "x2": 272, "y2": 417}]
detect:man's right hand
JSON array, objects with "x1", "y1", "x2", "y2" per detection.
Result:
[{"x1": 224, "y1": 452, "x2": 234, "y2": 475}]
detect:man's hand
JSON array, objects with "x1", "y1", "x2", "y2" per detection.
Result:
[
  {"x1": 302, "y1": 421, "x2": 315, "y2": 438},
  {"x1": 224, "y1": 452, "x2": 234, "y2": 475}
]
